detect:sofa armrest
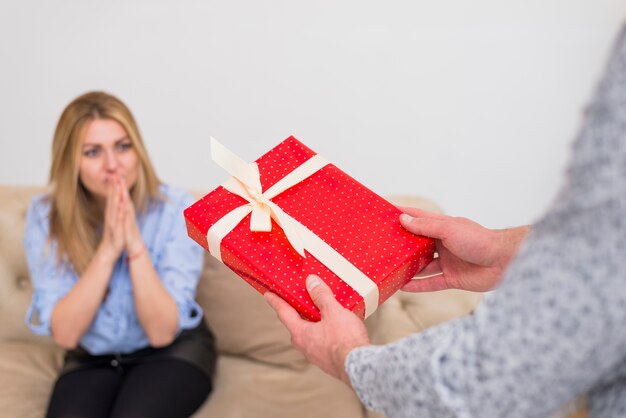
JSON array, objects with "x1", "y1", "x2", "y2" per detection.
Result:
[{"x1": 0, "y1": 185, "x2": 55, "y2": 344}]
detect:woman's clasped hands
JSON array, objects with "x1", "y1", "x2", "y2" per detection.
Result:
[{"x1": 98, "y1": 174, "x2": 145, "y2": 264}]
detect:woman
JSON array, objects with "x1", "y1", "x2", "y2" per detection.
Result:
[{"x1": 24, "y1": 91, "x2": 216, "y2": 418}]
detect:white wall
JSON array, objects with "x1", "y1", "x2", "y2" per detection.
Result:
[{"x1": 1, "y1": 0, "x2": 624, "y2": 228}]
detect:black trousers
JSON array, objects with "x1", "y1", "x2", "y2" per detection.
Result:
[
  {"x1": 47, "y1": 320, "x2": 216, "y2": 418},
  {"x1": 46, "y1": 357, "x2": 211, "y2": 418}
]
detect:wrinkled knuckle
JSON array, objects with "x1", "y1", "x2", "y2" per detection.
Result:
[
  {"x1": 291, "y1": 333, "x2": 303, "y2": 349},
  {"x1": 317, "y1": 297, "x2": 333, "y2": 312},
  {"x1": 312, "y1": 291, "x2": 329, "y2": 307},
  {"x1": 308, "y1": 286, "x2": 321, "y2": 300},
  {"x1": 437, "y1": 223, "x2": 451, "y2": 238}
]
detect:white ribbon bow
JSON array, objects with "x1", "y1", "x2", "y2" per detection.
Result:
[{"x1": 206, "y1": 137, "x2": 380, "y2": 318}]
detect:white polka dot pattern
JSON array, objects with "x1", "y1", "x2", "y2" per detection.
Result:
[{"x1": 184, "y1": 136, "x2": 435, "y2": 321}]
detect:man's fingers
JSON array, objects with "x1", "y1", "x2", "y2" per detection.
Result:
[
  {"x1": 264, "y1": 291, "x2": 305, "y2": 332},
  {"x1": 414, "y1": 259, "x2": 442, "y2": 278},
  {"x1": 305, "y1": 275, "x2": 341, "y2": 316},
  {"x1": 397, "y1": 206, "x2": 446, "y2": 220},
  {"x1": 401, "y1": 273, "x2": 450, "y2": 292},
  {"x1": 399, "y1": 213, "x2": 450, "y2": 241}
]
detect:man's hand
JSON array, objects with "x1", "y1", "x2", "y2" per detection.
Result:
[
  {"x1": 399, "y1": 207, "x2": 530, "y2": 292},
  {"x1": 264, "y1": 275, "x2": 370, "y2": 386}
]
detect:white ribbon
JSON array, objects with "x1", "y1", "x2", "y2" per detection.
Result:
[{"x1": 206, "y1": 137, "x2": 380, "y2": 318}]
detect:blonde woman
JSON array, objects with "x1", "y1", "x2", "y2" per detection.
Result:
[{"x1": 24, "y1": 91, "x2": 216, "y2": 418}]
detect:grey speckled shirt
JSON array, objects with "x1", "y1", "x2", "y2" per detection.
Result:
[{"x1": 346, "y1": 24, "x2": 626, "y2": 418}]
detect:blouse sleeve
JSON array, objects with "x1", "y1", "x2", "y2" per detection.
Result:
[
  {"x1": 154, "y1": 192, "x2": 205, "y2": 331},
  {"x1": 346, "y1": 24, "x2": 626, "y2": 418},
  {"x1": 23, "y1": 197, "x2": 77, "y2": 336}
]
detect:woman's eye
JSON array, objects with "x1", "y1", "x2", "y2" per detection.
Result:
[
  {"x1": 83, "y1": 148, "x2": 100, "y2": 157},
  {"x1": 117, "y1": 142, "x2": 133, "y2": 152}
]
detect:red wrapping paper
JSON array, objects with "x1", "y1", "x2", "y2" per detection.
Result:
[{"x1": 184, "y1": 136, "x2": 435, "y2": 321}]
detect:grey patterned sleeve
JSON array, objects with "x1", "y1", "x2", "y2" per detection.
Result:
[{"x1": 346, "y1": 24, "x2": 626, "y2": 418}]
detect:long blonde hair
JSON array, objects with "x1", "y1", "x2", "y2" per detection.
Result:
[{"x1": 48, "y1": 91, "x2": 161, "y2": 273}]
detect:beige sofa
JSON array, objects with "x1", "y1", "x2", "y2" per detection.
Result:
[{"x1": 0, "y1": 184, "x2": 575, "y2": 418}]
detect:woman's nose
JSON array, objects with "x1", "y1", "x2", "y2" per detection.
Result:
[{"x1": 105, "y1": 151, "x2": 119, "y2": 171}]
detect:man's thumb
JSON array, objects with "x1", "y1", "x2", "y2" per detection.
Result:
[
  {"x1": 399, "y1": 213, "x2": 446, "y2": 240},
  {"x1": 306, "y1": 275, "x2": 338, "y2": 314}
]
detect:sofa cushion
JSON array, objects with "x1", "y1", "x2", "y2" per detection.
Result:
[
  {"x1": 0, "y1": 341, "x2": 64, "y2": 418},
  {"x1": 366, "y1": 289, "x2": 483, "y2": 345},
  {"x1": 192, "y1": 354, "x2": 364, "y2": 418},
  {"x1": 196, "y1": 253, "x2": 308, "y2": 370}
]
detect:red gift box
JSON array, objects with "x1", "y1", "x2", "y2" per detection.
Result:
[{"x1": 184, "y1": 136, "x2": 434, "y2": 321}]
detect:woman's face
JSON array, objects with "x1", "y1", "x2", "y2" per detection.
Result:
[{"x1": 78, "y1": 118, "x2": 139, "y2": 202}]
